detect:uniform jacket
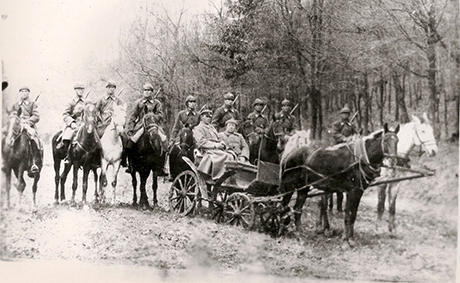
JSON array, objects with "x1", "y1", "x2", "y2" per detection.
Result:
[
  {"x1": 11, "y1": 99, "x2": 39, "y2": 128},
  {"x1": 218, "y1": 131, "x2": 249, "y2": 159},
  {"x1": 212, "y1": 105, "x2": 240, "y2": 132},
  {"x1": 332, "y1": 118, "x2": 356, "y2": 144},
  {"x1": 63, "y1": 97, "x2": 86, "y2": 126},
  {"x1": 95, "y1": 94, "x2": 124, "y2": 135},
  {"x1": 247, "y1": 111, "x2": 268, "y2": 134},
  {"x1": 170, "y1": 109, "x2": 200, "y2": 142},
  {"x1": 127, "y1": 97, "x2": 163, "y2": 135},
  {"x1": 276, "y1": 111, "x2": 298, "y2": 134}
]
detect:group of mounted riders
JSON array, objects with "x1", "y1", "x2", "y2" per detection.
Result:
[{"x1": 4, "y1": 80, "x2": 357, "y2": 183}]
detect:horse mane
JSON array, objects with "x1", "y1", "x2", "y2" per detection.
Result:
[{"x1": 280, "y1": 130, "x2": 311, "y2": 162}]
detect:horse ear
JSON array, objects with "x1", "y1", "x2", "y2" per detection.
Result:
[
  {"x1": 394, "y1": 124, "x2": 400, "y2": 134},
  {"x1": 306, "y1": 129, "x2": 311, "y2": 138},
  {"x1": 422, "y1": 112, "x2": 430, "y2": 124},
  {"x1": 411, "y1": 115, "x2": 421, "y2": 125},
  {"x1": 384, "y1": 123, "x2": 389, "y2": 133}
]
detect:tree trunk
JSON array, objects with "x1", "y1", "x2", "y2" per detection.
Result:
[
  {"x1": 427, "y1": 4, "x2": 439, "y2": 137},
  {"x1": 392, "y1": 71, "x2": 410, "y2": 124}
]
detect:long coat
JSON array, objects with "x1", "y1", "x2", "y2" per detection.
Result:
[
  {"x1": 212, "y1": 105, "x2": 240, "y2": 132},
  {"x1": 193, "y1": 121, "x2": 235, "y2": 180},
  {"x1": 62, "y1": 96, "x2": 87, "y2": 139},
  {"x1": 11, "y1": 99, "x2": 39, "y2": 128},
  {"x1": 332, "y1": 118, "x2": 356, "y2": 144},
  {"x1": 218, "y1": 131, "x2": 249, "y2": 160},
  {"x1": 247, "y1": 111, "x2": 268, "y2": 134},
  {"x1": 127, "y1": 97, "x2": 163, "y2": 135},
  {"x1": 276, "y1": 111, "x2": 298, "y2": 135},
  {"x1": 95, "y1": 94, "x2": 124, "y2": 137},
  {"x1": 170, "y1": 109, "x2": 200, "y2": 142}
]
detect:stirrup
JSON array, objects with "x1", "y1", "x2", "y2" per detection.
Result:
[
  {"x1": 63, "y1": 157, "x2": 71, "y2": 164},
  {"x1": 30, "y1": 164, "x2": 39, "y2": 174}
]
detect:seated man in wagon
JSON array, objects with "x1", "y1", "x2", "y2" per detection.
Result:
[
  {"x1": 218, "y1": 118, "x2": 250, "y2": 164},
  {"x1": 193, "y1": 109, "x2": 236, "y2": 180}
]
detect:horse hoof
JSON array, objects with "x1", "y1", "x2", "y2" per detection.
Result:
[
  {"x1": 324, "y1": 229, "x2": 334, "y2": 238},
  {"x1": 315, "y1": 228, "x2": 325, "y2": 235}
]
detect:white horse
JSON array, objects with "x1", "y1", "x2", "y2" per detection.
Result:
[
  {"x1": 377, "y1": 113, "x2": 438, "y2": 232},
  {"x1": 99, "y1": 103, "x2": 127, "y2": 205},
  {"x1": 280, "y1": 129, "x2": 311, "y2": 165}
]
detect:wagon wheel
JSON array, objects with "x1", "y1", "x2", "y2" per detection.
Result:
[
  {"x1": 169, "y1": 170, "x2": 199, "y2": 216},
  {"x1": 222, "y1": 193, "x2": 255, "y2": 230},
  {"x1": 211, "y1": 190, "x2": 229, "y2": 223},
  {"x1": 259, "y1": 202, "x2": 290, "y2": 237}
]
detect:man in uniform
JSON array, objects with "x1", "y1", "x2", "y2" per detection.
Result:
[
  {"x1": 169, "y1": 95, "x2": 200, "y2": 146},
  {"x1": 95, "y1": 80, "x2": 124, "y2": 137},
  {"x1": 331, "y1": 105, "x2": 356, "y2": 144},
  {"x1": 247, "y1": 98, "x2": 268, "y2": 136},
  {"x1": 125, "y1": 83, "x2": 167, "y2": 174},
  {"x1": 193, "y1": 109, "x2": 235, "y2": 180},
  {"x1": 10, "y1": 86, "x2": 43, "y2": 176},
  {"x1": 212, "y1": 92, "x2": 240, "y2": 132},
  {"x1": 61, "y1": 83, "x2": 87, "y2": 163},
  {"x1": 219, "y1": 119, "x2": 249, "y2": 163},
  {"x1": 274, "y1": 99, "x2": 299, "y2": 135}
]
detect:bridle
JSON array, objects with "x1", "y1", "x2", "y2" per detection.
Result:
[{"x1": 413, "y1": 123, "x2": 436, "y2": 155}]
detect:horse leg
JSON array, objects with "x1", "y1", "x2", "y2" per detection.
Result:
[
  {"x1": 70, "y1": 164, "x2": 79, "y2": 205},
  {"x1": 336, "y1": 192, "x2": 343, "y2": 213},
  {"x1": 92, "y1": 166, "x2": 98, "y2": 203},
  {"x1": 53, "y1": 157, "x2": 61, "y2": 204},
  {"x1": 388, "y1": 182, "x2": 401, "y2": 233},
  {"x1": 343, "y1": 189, "x2": 364, "y2": 247},
  {"x1": 16, "y1": 166, "x2": 27, "y2": 210},
  {"x1": 139, "y1": 171, "x2": 150, "y2": 210},
  {"x1": 60, "y1": 163, "x2": 72, "y2": 202},
  {"x1": 292, "y1": 190, "x2": 308, "y2": 233},
  {"x1": 111, "y1": 161, "x2": 121, "y2": 206},
  {"x1": 151, "y1": 170, "x2": 158, "y2": 208},
  {"x1": 31, "y1": 171, "x2": 40, "y2": 208},
  {"x1": 4, "y1": 168, "x2": 12, "y2": 209},
  {"x1": 316, "y1": 194, "x2": 331, "y2": 235},
  {"x1": 131, "y1": 171, "x2": 138, "y2": 206},
  {"x1": 376, "y1": 184, "x2": 387, "y2": 231},
  {"x1": 82, "y1": 168, "x2": 90, "y2": 204},
  {"x1": 327, "y1": 193, "x2": 333, "y2": 211},
  {"x1": 99, "y1": 159, "x2": 108, "y2": 202}
]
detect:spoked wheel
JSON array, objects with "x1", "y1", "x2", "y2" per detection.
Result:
[
  {"x1": 211, "y1": 190, "x2": 229, "y2": 223},
  {"x1": 258, "y1": 201, "x2": 290, "y2": 237},
  {"x1": 169, "y1": 170, "x2": 199, "y2": 216},
  {"x1": 222, "y1": 193, "x2": 255, "y2": 230}
]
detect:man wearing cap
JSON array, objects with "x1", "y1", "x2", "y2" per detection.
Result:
[
  {"x1": 212, "y1": 92, "x2": 240, "y2": 132},
  {"x1": 95, "y1": 80, "x2": 124, "y2": 137},
  {"x1": 219, "y1": 119, "x2": 249, "y2": 163},
  {"x1": 10, "y1": 86, "x2": 43, "y2": 175},
  {"x1": 125, "y1": 83, "x2": 167, "y2": 174},
  {"x1": 193, "y1": 109, "x2": 235, "y2": 180},
  {"x1": 247, "y1": 98, "x2": 268, "y2": 135},
  {"x1": 331, "y1": 105, "x2": 356, "y2": 144},
  {"x1": 169, "y1": 95, "x2": 200, "y2": 146},
  {"x1": 60, "y1": 84, "x2": 88, "y2": 162},
  {"x1": 275, "y1": 99, "x2": 298, "y2": 135}
]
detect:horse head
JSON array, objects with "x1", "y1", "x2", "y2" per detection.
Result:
[
  {"x1": 178, "y1": 127, "x2": 194, "y2": 156},
  {"x1": 82, "y1": 102, "x2": 97, "y2": 134},
  {"x1": 380, "y1": 123, "x2": 400, "y2": 168},
  {"x1": 142, "y1": 113, "x2": 162, "y2": 152},
  {"x1": 410, "y1": 113, "x2": 438, "y2": 157},
  {"x1": 111, "y1": 103, "x2": 127, "y2": 134},
  {"x1": 241, "y1": 120, "x2": 260, "y2": 147},
  {"x1": 5, "y1": 113, "x2": 22, "y2": 147},
  {"x1": 272, "y1": 120, "x2": 287, "y2": 152}
]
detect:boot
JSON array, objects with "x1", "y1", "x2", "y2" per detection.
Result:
[
  {"x1": 29, "y1": 141, "x2": 41, "y2": 177},
  {"x1": 125, "y1": 140, "x2": 135, "y2": 173},
  {"x1": 63, "y1": 140, "x2": 71, "y2": 164}
]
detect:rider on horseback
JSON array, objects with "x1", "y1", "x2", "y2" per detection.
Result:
[
  {"x1": 212, "y1": 92, "x2": 241, "y2": 132},
  {"x1": 61, "y1": 83, "x2": 87, "y2": 164},
  {"x1": 274, "y1": 99, "x2": 299, "y2": 136},
  {"x1": 169, "y1": 95, "x2": 200, "y2": 147},
  {"x1": 125, "y1": 83, "x2": 168, "y2": 174},
  {"x1": 10, "y1": 86, "x2": 43, "y2": 176},
  {"x1": 331, "y1": 105, "x2": 357, "y2": 144},
  {"x1": 247, "y1": 98, "x2": 268, "y2": 136}
]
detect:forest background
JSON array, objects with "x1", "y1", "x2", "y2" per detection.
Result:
[{"x1": 2, "y1": 0, "x2": 459, "y2": 143}]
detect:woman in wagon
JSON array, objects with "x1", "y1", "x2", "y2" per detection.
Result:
[
  {"x1": 193, "y1": 109, "x2": 236, "y2": 180},
  {"x1": 212, "y1": 92, "x2": 241, "y2": 132},
  {"x1": 274, "y1": 99, "x2": 299, "y2": 135},
  {"x1": 10, "y1": 86, "x2": 43, "y2": 176},
  {"x1": 168, "y1": 95, "x2": 200, "y2": 148},
  {"x1": 218, "y1": 118, "x2": 250, "y2": 163},
  {"x1": 125, "y1": 83, "x2": 168, "y2": 174},
  {"x1": 331, "y1": 105, "x2": 357, "y2": 144}
]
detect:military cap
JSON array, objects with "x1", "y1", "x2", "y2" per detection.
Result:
[
  {"x1": 225, "y1": 118, "x2": 239, "y2": 126},
  {"x1": 281, "y1": 99, "x2": 291, "y2": 106},
  {"x1": 224, "y1": 92, "x2": 235, "y2": 100},
  {"x1": 143, "y1": 83, "x2": 154, "y2": 90},
  {"x1": 185, "y1": 95, "x2": 197, "y2": 104},
  {"x1": 106, "y1": 80, "x2": 117, "y2": 88},
  {"x1": 252, "y1": 98, "x2": 265, "y2": 107},
  {"x1": 340, "y1": 106, "x2": 351, "y2": 114},
  {"x1": 19, "y1": 86, "x2": 30, "y2": 92},
  {"x1": 200, "y1": 109, "x2": 213, "y2": 116},
  {"x1": 74, "y1": 83, "x2": 85, "y2": 89}
]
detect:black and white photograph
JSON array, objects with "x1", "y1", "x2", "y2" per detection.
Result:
[{"x1": 1, "y1": 0, "x2": 458, "y2": 282}]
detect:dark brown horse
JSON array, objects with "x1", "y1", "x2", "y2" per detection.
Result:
[
  {"x1": 240, "y1": 120, "x2": 260, "y2": 164},
  {"x1": 169, "y1": 127, "x2": 195, "y2": 181},
  {"x1": 128, "y1": 113, "x2": 162, "y2": 209},
  {"x1": 257, "y1": 120, "x2": 285, "y2": 164},
  {"x1": 279, "y1": 124, "x2": 399, "y2": 246},
  {"x1": 52, "y1": 102, "x2": 100, "y2": 205},
  {"x1": 2, "y1": 110, "x2": 42, "y2": 208}
]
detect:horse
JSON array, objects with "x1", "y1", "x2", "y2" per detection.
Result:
[
  {"x1": 377, "y1": 113, "x2": 438, "y2": 232},
  {"x1": 99, "y1": 103, "x2": 127, "y2": 205},
  {"x1": 280, "y1": 129, "x2": 312, "y2": 164},
  {"x1": 240, "y1": 120, "x2": 260, "y2": 164},
  {"x1": 2, "y1": 109, "x2": 42, "y2": 208},
  {"x1": 279, "y1": 123, "x2": 399, "y2": 246},
  {"x1": 168, "y1": 127, "x2": 195, "y2": 181},
  {"x1": 53, "y1": 102, "x2": 100, "y2": 205},
  {"x1": 129, "y1": 113, "x2": 163, "y2": 209},
  {"x1": 257, "y1": 120, "x2": 286, "y2": 164}
]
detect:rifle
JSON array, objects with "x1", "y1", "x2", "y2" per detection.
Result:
[
  {"x1": 84, "y1": 88, "x2": 92, "y2": 99},
  {"x1": 350, "y1": 111, "x2": 359, "y2": 122},
  {"x1": 152, "y1": 88, "x2": 161, "y2": 99},
  {"x1": 232, "y1": 94, "x2": 239, "y2": 105},
  {"x1": 34, "y1": 91, "x2": 42, "y2": 102},
  {"x1": 261, "y1": 104, "x2": 267, "y2": 113},
  {"x1": 290, "y1": 103, "x2": 299, "y2": 115},
  {"x1": 198, "y1": 103, "x2": 208, "y2": 113},
  {"x1": 116, "y1": 87, "x2": 125, "y2": 96}
]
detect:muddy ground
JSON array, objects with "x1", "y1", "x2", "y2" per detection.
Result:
[{"x1": 0, "y1": 141, "x2": 457, "y2": 282}]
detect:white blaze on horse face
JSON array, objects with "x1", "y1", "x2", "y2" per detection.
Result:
[{"x1": 398, "y1": 115, "x2": 438, "y2": 157}]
